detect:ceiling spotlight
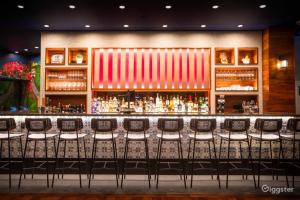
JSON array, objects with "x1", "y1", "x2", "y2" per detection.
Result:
[
  {"x1": 85, "y1": 24, "x2": 91, "y2": 28},
  {"x1": 24, "y1": 49, "x2": 28, "y2": 52},
  {"x1": 165, "y1": 5, "x2": 172, "y2": 9},
  {"x1": 212, "y1": 5, "x2": 219, "y2": 9},
  {"x1": 259, "y1": 4, "x2": 266, "y2": 8},
  {"x1": 119, "y1": 5, "x2": 125, "y2": 9},
  {"x1": 44, "y1": 24, "x2": 50, "y2": 28},
  {"x1": 162, "y1": 24, "x2": 168, "y2": 28},
  {"x1": 34, "y1": 46, "x2": 39, "y2": 49},
  {"x1": 68, "y1": 5, "x2": 76, "y2": 9},
  {"x1": 123, "y1": 24, "x2": 129, "y2": 28},
  {"x1": 17, "y1": 4, "x2": 24, "y2": 9},
  {"x1": 14, "y1": 51, "x2": 19, "y2": 54},
  {"x1": 237, "y1": 24, "x2": 244, "y2": 28},
  {"x1": 201, "y1": 24, "x2": 207, "y2": 28}
]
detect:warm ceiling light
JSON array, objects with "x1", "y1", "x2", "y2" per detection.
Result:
[
  {"x1": 34, "y1": 46, "x2": 39, "y2": 49},
  {"x1": 24, "y1": 49, "x2": 28, "y2": 52},
  {"x1": 17, "y1": 5, "x2": 24, "y2": 9},
  {"x1": 123, "y1": 24, "x2": 129, "y2": 28},
  {"x1": 237, "y1": 24, "x2": 244, "y2": 28},
  {"x1": 212, "y1": 5, "x2": 219, "y2": 9},
  {"x1": 14, "y1": 51, "x2": 19, "y2": 54},
  {"x1": 165, "y1": 5, "x2": 172, "y2": 9},
  {"x1": 201, "y1": 24, "x2": 207, "y2": 28},
  {"x1": 162, "y1": 24, "x2": 168, "y2": 28},
  {"x1": 68, "y1": 5, "x2": 76, "y2": 9},
  {"x1": 259, "y1": 4, "x2": 266, "y2": 8},
  {"x1": 119, "y1": 5, "x2": 125, "y2": 9},
  {"x1": 44, "y1": 24, "x2": 50, "y2": 28},
  {"x1": 85, "y1": 24, "x2": 91, "y2": 28}
]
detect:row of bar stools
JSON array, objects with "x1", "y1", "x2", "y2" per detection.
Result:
[
  {"x1": 188, "y1": 118, "x2": 220, "y2": 188},
  {"x1": 88, "y1": 118, "x2": 119, "y2": 188},
  {"x1": 0, "y1": 118, "x2": 24, "y2": 188},
  {"x1": 19, "y1": 118, "x2": 56, "y2": 188},
  {"x1": 218, "y1": 118, "x2": 256, "y2": 188},
  {"x1": 52, "y1": 118, "x2": 87, "y2": 188}
]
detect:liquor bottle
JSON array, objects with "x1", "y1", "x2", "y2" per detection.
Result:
[
  {"x1": 177, "y1": 96, "x2": 182, "y2": 112},
  {"x1": 193, "y1": 96, "x2": 198, "y2": 112}
]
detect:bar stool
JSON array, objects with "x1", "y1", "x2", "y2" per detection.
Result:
[
  {"x1": 156, "y1": 118, "x2": 186, "y2": 189},
  {"x1": 0, "y1": 118, "x2": 24, "y2": 188},
  {"x1": 249, "y1": 118, "x2": 288, "y2": 187},
  {"x1": 88, "y1": 118, "x2": 119, "y2": 188},
  {"x1": 188, "y1": 118, "x2": 220, "y2": 188},
  {"x1": 52, "y1": 118, "x2": 87, "y2": 188},
  {"x1": 19, "y1": 118, "x2": 56, "y2": 188},
  {"x1": 218, "y1": 118, "x2": 256, "y2": 188},
  {"x1": 280, "y1": 118, "x2": 300, "y2": 187},
  {"x1": 121, "y1": 118, "x2": 151, "y2": 188}
]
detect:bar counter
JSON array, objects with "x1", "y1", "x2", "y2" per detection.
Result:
[{"x1": 1, "y1": 112, "x2": 298, "y2": 159}]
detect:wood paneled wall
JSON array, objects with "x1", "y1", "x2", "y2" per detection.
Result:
[{"x1": 263, "y1": 26, "x2": 295, "y2": 113}]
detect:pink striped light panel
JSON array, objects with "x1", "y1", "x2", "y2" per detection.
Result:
[{"x1": 92, "y1": 48, "x2": 210, "y2": 90}]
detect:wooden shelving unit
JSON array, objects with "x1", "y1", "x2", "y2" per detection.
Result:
[
  {"x1": 238, "y1": 47, "x2": 258, "y2": 65},
  {"x1": 68, "y1": 48, "x2": 88, "y2": 65},
  {"x1": 215, "y1": 48, "x2": 235, "y2": 65},
  {"x1": 45, "y1": 48, "x2": 65, "y2": 65}
]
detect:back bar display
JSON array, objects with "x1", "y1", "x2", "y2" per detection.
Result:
[{"x1": 92, "y1": 48, "x2": 211, "y2": 90}]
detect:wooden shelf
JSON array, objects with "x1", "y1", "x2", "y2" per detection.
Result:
[
  {"x1": 45, "y1": 48, "x2": 65, "y2": 65},
  {"x1": 45, "y1": 94, "x2": 86, "y2": 107},
  {"x1": 238, "y1": 47, "x2": 258, "y2": 65},
  {"x1": 215, "y1": 48, "x2": 235, "y2": 65},
  {"x1": 68, "y1": 48, "x2": 88, "y2": 65}
]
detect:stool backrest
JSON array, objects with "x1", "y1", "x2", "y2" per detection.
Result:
[
  {"x1": 57, "y1": 118, "x2": 83, "y2": 132},
  {"x1": 0, "y1": 118, "x2": 16, "y2": 131},
  {"x1": 228, "y1": 118, "x2": 250, "y2": 132},
  {"x1": 158, "y1": 118, "x2": 184, "y2": 132},
  {"x1": 190, "y1": 119, "x2": 216, "y2": 132},
  {"x1": 91, "y1": 118, "x2": 117, "y2": 132},
  {"x1": 287, "y1": 118, "x2": 300, "y2": 132},
  {"x1": 123, "y1": 118, "x2": 149, "y2": 132},
  {"x1": 254, "y1": 118, "x2": 282, "y2": 132},
  {"x1": 25, "y1": 118, "x2": 52, "y2": 132}
]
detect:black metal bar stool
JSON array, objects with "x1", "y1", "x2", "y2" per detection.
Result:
[
  {"x1": 52, "y1": 118, "x2": 87, "y2": 188},
  {"x1": 88, "y1": 118, "x2": 119, "y2": 188},
  {"x1": 0, "y1": 118, "x2": 24, "y2": 188},
  {"x1": 280, "y1": 118, "x2": 300, "y2": 187},
  {"x1": 188, "y1": 118, "x2": 220, "y2": 188},
  {"x1": 121, "y1": 118, "x2": 151, "y2": 188},
  {"x1": 19, "y1": 118, "x2": 56, "y2": 188},
  {"x1": 249, "y1": 118, "x2": 288, "y2": 187},
  {"x1": 218, "y1": 118, "x2": 256, "y2": 188},
  {"x1": 156, "y1": 118, "x2": 186, "y2": 189}
]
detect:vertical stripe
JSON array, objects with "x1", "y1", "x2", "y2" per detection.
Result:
[
  {"x1": 92, "y1": 49, "x2": 95, "y2": 88},
  {"x1": 201, "y1": 49, "x2": 205, "y2": 88},
  {"x1": 172, "y1": 49, "x2": 175, "y2": 89},
  {"x1": 187, "y1": 49, "x2": 190, "y2": 89},
  {"x1": 149, "y1": 49, "x2": 153, "y2": 88},
  {"x1": 142, "y1": 49, "x2": 145, "y2": 88},
  {"x1": 99, "y1": 49, "x2": 104, "y2": 88},
  {"x1": 108, "y1": 49, "x2": 113, "y2": 88},
  {"x1": 179, "y1": 49, "x2": 183, "y2": 88},
  {"x1": 194, "y1": 49, "x2": 197, "y2": 89},
  {"x1": 125, "y1": 49, "x2": 129, "y2": 88},
  {"x1": 134, "y1": 49, "x2": 137, "y2": 88},
  {"x1": 164, "y1": 49, "x2": 168, "y2": 88},
  {"x1": 157, "y1": 49, "x2": 160, "y2": 88},
  {"x1": 117, "y1": 49, "x2": 121, "y2": 88}
]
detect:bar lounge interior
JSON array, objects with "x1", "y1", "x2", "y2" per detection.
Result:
[{"x1": 0, "y1": 0, "x2": 300, "y2": 199}]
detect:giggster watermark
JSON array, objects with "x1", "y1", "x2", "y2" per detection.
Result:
[{"x1": 261, "y1": 184, "x2": 295, "y2": 195}]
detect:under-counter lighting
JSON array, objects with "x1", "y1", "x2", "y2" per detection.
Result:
[
  {"x1": 119, "y1": 5, "x2": 125, "y2": 9},
  {"x1": 237, "y1": 24, "x2": 243, "y2": 28},
  {"x1": 44, "y1": 24, "x2": 50, "y2": 28},
  {"x1": 212, "y1": 5, "x2": 219, "y2": 9},
  {"x1": 17, "y1": 4, "x2": 24, "y2": 9},
  {"x1": 259, "y1": 4, "x2": 267, "y2": 8},
  {"x1": 162, "y1": 24, "x2": 168, "y2": 28},
  {"x1": 85, "y1": 24, "x2": 91, "y2": 28},
  {"x1": 68, "y1": 5, "x2": 76, "y2": 9},
  {"x1": 165, "y1": 5, "x2": 172, "y2": 9},
  {"x1": 123, "y1": 24, "x2": 129, "y2": 28},
  {"x1": 201, "y1": 24, "x2": 207, "y2": 28}
]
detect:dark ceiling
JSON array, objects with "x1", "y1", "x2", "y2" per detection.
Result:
[{"x1": 0, "y1": 0, "x2": 300, "y2": 56}]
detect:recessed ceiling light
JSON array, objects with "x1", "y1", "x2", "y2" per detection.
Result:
[
  {"x1": 162, "y1": 24, "x2": 168, "y2": 28},
  {"x1": 237, "y1": 24, "x2": 244, "y2": 28},
  {"x1": 17, "y1": 5, "x2": 24, "y2": 9},
  {"x1": 44, "y1": 24, "x2": 50, "y2": 28},
  {"x1": 259, "y1": 4, "x2": 266, "y2": 8},
  {"x1": 123, "y1": 24, "x2": 129, "y2": 28},
  {"x1": 24, "y1": 49, "x2": 28, "y2": 52},
  {"x1": 14, "y1": 51, "x2": 19, "y2": 54},
  {"x1": 34, "y1": 46, "x2": 39, "y2": 49},
  {"x1": 85, "y1": 24, "x2": 90, "y2": 28},
  {"x1": 119, "y1": 5, "x2": 125, "y2": 9},
  {"x1": 68, "y1": 5, "x2": 76, "y2": 9},
  {"x1": 212, "y1": 5, "x2": 219, "y2": 9},
  {"x1": 165, "y1": 5, "x2": 172, "y2": 9},
  {"x1": 201, "y1": 24, "x2": 207, "y2": 28}
]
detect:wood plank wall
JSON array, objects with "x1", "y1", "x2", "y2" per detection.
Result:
[{"x1": 263, "y1": 26, "x2": 295, "y2": 113}]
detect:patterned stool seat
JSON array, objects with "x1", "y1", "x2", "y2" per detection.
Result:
[
  {"x1": 0, "y1": 133, "x2": 23, "y2": 139},
  {"x1": 157, "y1": 133, "x2": 180, "y2": 140},
  {"x1": 60, "y1": 133, "x2": 87, "y2": 140},
  {"x1": 93, "y1": 133, "x2": 118, "y2": 140},
  {"x1": 218, "y1": 133, "x2": 248, "y2": 141},
  {"x1": 249, "y1": 133, "x2": 279, "y2": 140},
  {"x1": 126, "y1": 133, "x2": 150, "y2": 140},
  {"x1": 188, "y1": 133, "x2": 214, "y2": 140},
  {"x1": 28, "y1": 133, "x2": 57, "y2": 139}
]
